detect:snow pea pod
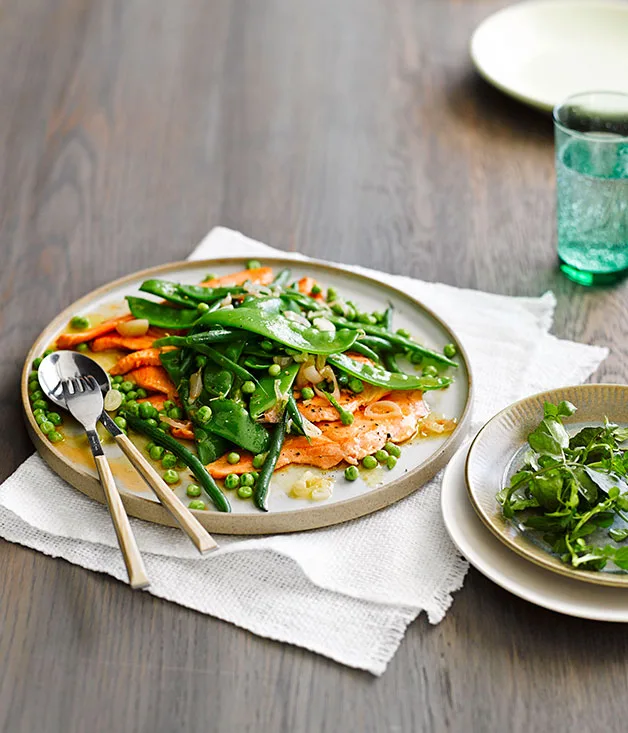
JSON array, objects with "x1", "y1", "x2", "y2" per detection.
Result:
[
  {"x1": 126, "y1": 296, "x2": 199, "y2": 329},
  {"x1": 327, "y1": 315, "x2": 458, "y2": 367},
  {"x1": 154, "y1": 329, "x2": 239, "y2": 348},
  {"x1": 249, "y1": 362, "x2": 299, "y2": 420},
  {"x1": 327, "y1": 353, "x2": 453, "y2": 391},
  {"x1": 200, "y1": 298, "x2": 359, "y2": 355},
  {"x1": 177, "y1": 284, "x2": 247, "y2": 302},
  {"x1": 203, "y1": 399, "x2": 270, "y2": 453},
  {"x1": 139, "y1": 279, "x2": 196, "y2": 307},
  {"x1": 189, "y1": 343, "x2": 258, "y2": 385},
  {"x1": 272, "y1": 269, "x2": 292, "y2": 287},
  {"x1": 350, "y1": 341, "x2": 381, "y2": 363}
]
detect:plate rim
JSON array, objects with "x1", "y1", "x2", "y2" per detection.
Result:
[
  {"x1": 469, "y1": 0, "x2": 628, "y2": 113},
  {"x1": 22, "y1": 255, "x2": 473, "y2": 535},
  {"x1": 442, "y1": 442, "x2": 628, "y2": 622},
  {"x1": 465, "y1": 383, "x2": 628, "y2": 588}
]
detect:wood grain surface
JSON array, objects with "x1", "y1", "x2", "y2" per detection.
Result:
[{"x1": 1, "y1": 1, "x2": 626, "y2": 731}]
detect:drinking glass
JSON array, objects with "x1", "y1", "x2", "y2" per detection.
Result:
[{"x1": 554, "y1": 92, "x2": 628, "y2": 285}]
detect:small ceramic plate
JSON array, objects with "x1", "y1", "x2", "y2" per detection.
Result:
[
  {"x1": 470, "y1": 0, "x2": 628, "y2": 112},
  {"x1": 23, "y1": 256, "x2": 472, "y2": 535},
  {"x1": 443, "y1": 443, "x2": 628, "y2": 621},
  {"x1": 466, "y1": 384, "x2": 628, "y2": 588}
]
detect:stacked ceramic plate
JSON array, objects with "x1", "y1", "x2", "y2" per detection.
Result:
[{"x1": 442, "y1": 384, "x2": 628, "y2": 621}]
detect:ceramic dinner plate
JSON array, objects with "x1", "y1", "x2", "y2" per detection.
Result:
[
  {"x1": 470, "y1": 0, "x2": 628, "y2": 112},
  {"x1": 466, "y1": 384, "x2": 628, "y2": 588},
  {"x1": 443, "y1": 442, "x2": 628, "y2": 621},
  {"x1": 22, "y1": 257, "x2": 472, "y2": 535}
]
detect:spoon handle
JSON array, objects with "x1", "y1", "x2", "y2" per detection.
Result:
[
  {"x1": 88, "y1": 430, "x2": 150, "y2": 589},
  {"x1": 113, "y1": 432, "x2": 217, "y2": 554}
]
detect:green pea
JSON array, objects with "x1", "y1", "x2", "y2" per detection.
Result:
[
  {"x1": 48, "y1": 431, "x2": 64, "y2": 444},
  {"x1": 301, "y1": 387, "x2": 315, "y2": 401},
  {"x1": 125, "y1": 390, "x2": 138, "y2": 401},
  {"x1": 28, "y1": 379, "x2": 39, "y2": 393},
  {"x1": 372, "y1": 311, "x2": 384, "y2": 323},
  {"x1": 196, "y1": 405, "x2": 213, "y2": 424},
  {"x1": 188, "y1": 499, "x2": 206, "y2": 510},
  {"x1": 396, "y1": 328, "x2": 411, "y2": 338},
  {"x1": 47, "y1": 412, "x2": 62, "y2": 426},
  {"x1": 224, "y1": 473, "x2": 240, "y2": 490},
  {"x1": 197, "y1": 302, "x2": 210, "y2": 313},
  {"x1": 251, "y1": 471, "x2": 259, "y2": 481},
  {"x1": 357, "y1": 312, "x2": 376, "y2": 325},
  {"x1": 32, "y1": 400, "x2": 49, "y2": 411},
  {"x1": 326, "y1": 287, "x2": 338, "y2": 301},
  {"x1": 386, "y1": 455, "x2": 398, "y2": 470},
  {"x1": 242, "y1": 380, "x2": 256, "y2": 395},
  {"x1": 240, "y1": 473, "x2": 255, "y2": 487},
  {"x1": 120, "y1": 380, "x2": 134, "y2": 393},
  {"x1": 362, "y1": 455, "x2": 378, "y2": 470},
  {"x1": 29, "y1": 390, "x2": 44, "y2": 402},
  {"x1": 410, "y1": 351, "x2": 423, "y2": 365},
  {"x1": 149, "y1": 445, "x2": 165, "y2": 461},
  {"x1": 344, "y1": 465, "x2": 359, "y2": 481},
  {"x1": 261, "y1": 340, "x2": 274, "y2": 352},
  {"x1": 311, "y1": 284, "x2": 322, "y2": 295},
  {"x1": 125, "y1": 399, "x2": 137, "y2": 409},
  {"x1": 331, "y1": 301, "x2": 346, "y2": 316},
  {"x1": 443, "y1": 343, "x2": 457, "y2": 358},
  {"x1": 186, "y1": 484, "x2": 202, "y2": 498},
  {"x1": 112, "y1": 376, "x2": 124, "y2": 384},
  {"x1": 135, "y1": 388, "x2": 147, "y2": 399},
  {"x1": 374, "y1": 449, "x2": 389, "y2": 463},
  {"x1": 139, "y1": 402, "x2": 157, "y2": 420},
  {"x1": 252, "y1": 453, "x2": 266, "y2": 469},
  {"x1": 384, "y1": 442, "x2": 401, "y2": 458},
  {"x1": 145, "y1": 441, "x2": 155, "y2": 453},
  {"x1": 163, "y1": 469, "x2": 179, "y2": 485},
  {"x1": 145, "y1": 418, "x2": 158, "y2": 428},
  {"x1": 32, "y1": 357, "x2": 43, "y2": 370},
  {"x1": 227, "y1": 452, "x2": 240, "y2": 465},
  {"x1": 33, "y1": 407, "x2": 46, "y2": 418},
  {"x1": 337, "y1": 373, "x2": 349, "y2": 387},
  {"x1": 125, "y1": 402, "x2": 140, "y2": 417},
  {"x1": 268, "y1": 364, "x2": 281, "y2": 377},
  {"x1": 76, "y1": 343, "x2": 89, "y2": 353},
  {"x1": 35, "y1": 413, "x2": 47, "y2": 425},
  {"x1": 176, "y1": 458, "x2": 186, "y2": 469},
  {"x1": 70, "y1": 315, "x2": 90, "y2": 330},
  {"x1": 43, "y1": 349, "x2": 54, "y2": 358},
  {"x1": 162, "y1": 452, "x2": 177, "y2": 469},
  {"x1": 237, "y1": 485, "x2": 253, "y2": 499},
  {"x1": 168, "y1": 407, "x2": 182, "y2": 420},
  {"x1": 40, "y1": 420, "x2": 55, "y2": 435},
  {"x1": 114, "y1": 416, "x2": 127, "y2": 430},
  {"x1": 112, "y1": 384, "x2": 122, "y2": 391},
  {"x1": 204, "y1": 273, "x2": 217, "y2": 281},
  {"x1": 29, "y1": 370, "x2": 39, "y2": 381},
  {"x1": 246, "y1": 259, "x2": 261, "y2": 270},
  {"x1": 422, "y1": 365, "x2": 438, "y2": 378},
  {"x1": 163, "y1": 400, "x2": 174, "y2": 411},
  {"x1": 348, "y1": 378, "x2": 364, "y2": 394}
]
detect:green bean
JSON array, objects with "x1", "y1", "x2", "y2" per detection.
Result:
[
  {"x1": 327, "y1": 316, "x2": 457, "y2": 367},
  {"x1": 383, "y1": 352, "x2": 402, "y2": 374},
  {"x1": 286, "y1": 395, "x2": 310, "y2": 440},
  {"x1": 350, "y1": 341, "x2": 381, "y2": 363},
  {"x1": 357, "y1": 334, "x2": 394, "y2": 352},
  {"x1": 272, "y1": 269, "x2": 292, "y2": 287},
  {"x1": 188, "y1": 343, "x2": 258, "y2": 385},
  {"x1": 254, "y1": 409, "x2": 289, "y2": 511},
  {"x1": 383, "y1": 305, "x2": 394, "y2": 331},
  {"x1": 123, "y1": 412, "x2": 230, "y2": 512}
]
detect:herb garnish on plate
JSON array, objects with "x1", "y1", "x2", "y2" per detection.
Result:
[{"x1": 498, "y1": 401, "x2": 628, "y2": 571}]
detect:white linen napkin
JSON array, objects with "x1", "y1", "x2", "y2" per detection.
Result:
[{"x1": 0, "y1": 228, "x2": 608, "y2": 675}]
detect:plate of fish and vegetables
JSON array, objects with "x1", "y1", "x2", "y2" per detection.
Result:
[{"x1": 23, "y1": 257, "x2": 472, "y2": 534}]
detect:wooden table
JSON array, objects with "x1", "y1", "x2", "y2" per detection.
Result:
[{"x1": 1, "y1": 1, "x2": 626, "y2": 731}]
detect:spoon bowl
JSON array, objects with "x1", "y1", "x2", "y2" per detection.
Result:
[{"x1": 38, "y1": 351, "x2": 110, "y2": 408}]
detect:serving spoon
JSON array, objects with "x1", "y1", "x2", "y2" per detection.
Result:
[{"x1": 38, "y1": 352, "x2": 217, "y2": 558}]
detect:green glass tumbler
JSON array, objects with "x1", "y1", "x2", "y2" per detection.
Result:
[{"x1": 554, "y1": 92, "x2": 628, "y2": 286}]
